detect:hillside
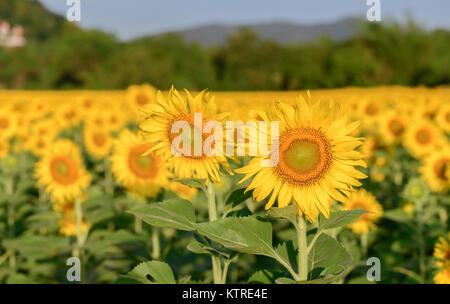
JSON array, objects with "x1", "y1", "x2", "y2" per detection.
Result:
[
  {"x1": 0, "y1": 0, "x2": 78, "y2": 41},
  {"x1": 164, "y1": 18, "x2": 361, "y2": 46}
]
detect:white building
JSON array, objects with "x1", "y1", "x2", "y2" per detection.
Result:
[{"x1": 0, "y1": 20, "x2": 26, "y2": 48}]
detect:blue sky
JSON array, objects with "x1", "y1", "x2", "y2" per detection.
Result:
[{"x1": 40, "y1": 0, "x2": 450, "y2": 40}]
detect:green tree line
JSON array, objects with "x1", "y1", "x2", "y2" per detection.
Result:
[{"x1": 0, "y1": 0, "x2": 449, "y2": 90}]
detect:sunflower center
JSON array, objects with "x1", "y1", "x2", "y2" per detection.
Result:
[
  {"x1": 65, "y1": 110, "x2": 76, "y2": 120},
  {"x1": 409, "y1": 184, "x2": 425, "y2": 198},
  {"x1": 93, "y1": 132, "x2": 106, "y2": 147},
  {"x1": 137, "y1": 154, "x2": 153, "y2": 169},
  {"x1": 136, "y1": 93, "x2": 149, "y2": 106},
  {"x1": 128, "y1": 144, "x2": 159, "y2": 178},
  {"x1": 0, "y1": 118, "x2": 9, "y2": 129},
  {"x1": 275, "y1": 128, "x2": 332, "y2": 185},
  {"x1": 365, "y1": 104, "x2": 378, "y2": 116},
  {"x1": 415, "y1": 129, "x2": 432, "y2": 145},
  {"x1": 388, "y1": 119, "x2": 404, "y2": 136},
  {"x1": 50, "y1": 156, "x2": 79, "y2": 185},
  {"x1": 83, "y1": 99, "x2": 93, "y2": 108},
  {"x1": 284, "y1": 141, "x2": 321, "y2": 174},
  {"x1": 433, "y1": 158, "x2": 449, "y2": 181}
]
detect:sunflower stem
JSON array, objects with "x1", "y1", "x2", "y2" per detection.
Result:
[
  {"x1": 104, "y1": 157, "x2": 114, "y2": 195},
  {"x1": 135, "y1": 217, "x2": 142, "y2": 234},
  {"x1": 297, "y1": 215, "x2": 308, "y2": 282},
  {"x1": 206, "y1": 180, "x2": 223, "y2": 284},
  {"x1": 5, "y1": 176, "x2": 16, "y2": 272},
  {"x1": 151, "y1": 227, "x2": 161, "y2": 260},
  {"x1": 361, "y1": 233, "x2": 368, "y2": 256},
  {"x1": 207, "y1": 181, "x2": 218, "y2": 221},
  {"x1": 415, "y1": 199, "x2": 426, "y2": 283},
  {"x1": 74, "y1": 196, "x2": 86, "y2": 262}
]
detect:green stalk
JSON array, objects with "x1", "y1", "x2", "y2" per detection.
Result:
[
  {"x1": 74, "y1": 197, "x2": 86, "y2": 260},
  {"x1": 151, "y1": 227, "x2": 161, "y2": 260},
  {"x1": 134, "y1": 217, "x2": 142, "y2": 234},
  {"x1": 104, "y1": 157, "x2": 114, "y2": 195},
  {"x1": 415, "y1": 199, "x2": 426, "y2": 283},
  {"x1": 206, "y1": 181, "x2": 223, "y2": 284},
  {"x1": 5, "y1": 177, "x2": 16, "y2": 272},
  {"x1": 297, "y1": 215, "x2": 308, "y2": 281},
  {"x1": 361, "y1": 233, "x2": 368, "y2": 256}
]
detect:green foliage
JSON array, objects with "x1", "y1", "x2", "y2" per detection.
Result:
[
  {"x1": 118, "y1": 261, "x2": 176, "y2": 284},
  {"x1": 319, "y1": 210, "x2": 369, "y2": 230},
  {"x1": 0, "y1": 0, "x2": 449, "y2": 89},
  {"x1": 129, "y1": 198, "x2": 196, "y2": 231}
]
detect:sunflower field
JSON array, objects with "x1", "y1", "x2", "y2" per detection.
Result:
[{"x1": 0, "y1": 85, "x2": 449, "y2": 284}]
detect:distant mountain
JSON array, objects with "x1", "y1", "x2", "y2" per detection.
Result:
[{"x1": 159, "y1": 18, "x2": 362, "y2": 46}]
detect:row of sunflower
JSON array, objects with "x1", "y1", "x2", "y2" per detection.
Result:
[{"x1": 0, "y1": 85, "x2": 448, "y2": 284}]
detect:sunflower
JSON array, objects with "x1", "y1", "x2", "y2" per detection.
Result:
[
  {"x1": 32, "y1": 118, "x2": 59, "y2": 139},
  {"x1": 433, "y1": 232, "x2": 450, "y2": 284},
  {"x1": 170, "y1": 181, "x2": 198, "y2": 201},
  {"x1": 77, "y1": 95, "x2": 96, "y2": 115},
  {"x1": 105, "y1": 106, "x2": 127, "y2": 132},
  {"x1": 435, "y1": 104, "x2": 450, "y2": 133},
  {"x1": 379, "y1": 110, "x2": 407, "y2": 145},
  {"x1": 403, "y1": 120, "x2": 445, "y2": 159},
  {"x1": 420, "y1": 147, "x2": 450, "y2": 193},
  {"x1": 0, "y1": 108, "x2": 18, "y2": 139},
  {"x1": 35, "y1": 139, "x2": 91, "y2": 203},
  {"x1": 126, "y1": 84, "x2": 157, "y2": 117},
  {"x1": 358, "y1": 98, "x2": 383, "y2": 129},
  {"x1": 29, "y1": 98, "x2": 50, "y2": 119},
  {"x1": 0, "y1": 138, "x2": 9, "y2": 158},
  {"x1": 139, "y1": 88, "x2": 233, "y2": 183},
  {"x1": 27, "y1": 134, "x2": 53, "y2": 157},
  {"x1": 402, "y1": 178, "x2": 430, "y2": 202},
  {"x1": 56, "y1": 103, "x2": 82, "y2": 129},
  {"x1": 53, "y1": 197, "x2": 89, "y2": 236},
  {"x1": 342, "y1": 189, "x2": 383, "y2": 234},
  {"x1": 85, "y1": 111, "x2": 108, "y2": 130},
  {"x1": 110, "y1": 129, "x2": 169, "y2": 198},
  {"x1": 83, "y1": 128, "x2": 113, "y2": 159},
  {"x1": 235, "y1": 93, "x2": 367, "y2": 222}
]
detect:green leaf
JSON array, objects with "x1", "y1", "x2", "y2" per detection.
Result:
[
  {"x1": 172, "y1": 178, "x2": 206, "y2": 192},
  {"x1": 83, "y1": 194, "x2": 116, "y2": 225},
  {"x1": 383, "y1": 209, "x2": 412, "y2": 223},
  {"x1": 2, "y1": 236, "x2": 70, "y2": 259},
  {"x1": 119, "y1": 261, "x2": 176, "y2": 284},
  {"x1": 248, "y1": 270, "x2": 285, "y2": 284},
  {"x1": 129, "y1": 198, "x2": 196, "y2": 231},
  {"x1": 225, "y1": 188, "x2": 252, "y2": 207},
  {"x1": 319, "y1": 209, "x2": 369, "y2": 230},
  {"x1": 267, "y1": 205, "x2": 298, "y2": 227},
  {"x1": 308, "y1": 234, "x2": 352, "y2": 280},
  {"x1": 186, "y1": 239, "x2": 230, "y2": 258},
  {"x1": 6, "y1": 273, "x2": 38, "y2": 284},
  {"x1": 195, "y1": 216, "x2": 275, "y2": 256},
  {"x1": 274, "y1": 241, "x2": 297, "y2": 270},
  {"x1": 275, "y1": 277, "x2": 297, "y2": 284},
  {"x1": 85, "y1": 229, "x2": 143, "y2": 256}
]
